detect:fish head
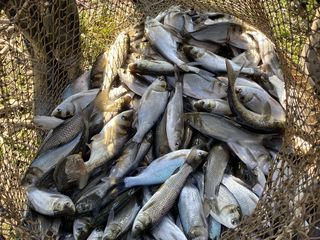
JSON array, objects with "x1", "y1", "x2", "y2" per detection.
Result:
[
  {"x1": 52, "y1": 104, "x2": 74, "y2": 119},
  {"x1": 183, "y1": 45, "x2": 204, "y2": 59},
  {"x1": 184, "y1": 112, "x2": 202, "y2": 126},
  {"x1": 52, "y1": 197, "x2": 75, "y2": 215},
  {"x1": 193, "y1": 100, "x2": 207, "y2": 111},
  {"x1": 188, "y1": 226, "x2": 208, "y2": 239},
  {"x1": 76, "y1": 197, "x2": 98, "y2": 214},
  {"x1": 236, "y1": 87, "x2": 254, "y2": 104},
  {"x1": 132, "y1": 213, "x2": 151, "y2": 237},
  {"x1": 103, "y1": 223, "x2": 122, "y2": 239},
  {"x1": 118, "y1": 110, "x2": 134, "y2": 129},
  {"x1": 213, "y1": 79, "x2": 228, "y2": 96},
  {"x1": 21, "y1": 167, "x2": 43, "y2": 187},
  {"x1": 152, "y1": 77, "x2": 167, "y2": 92},
  {"x1": 220, "y1": 205, "x2": 241, "y2": 229}
]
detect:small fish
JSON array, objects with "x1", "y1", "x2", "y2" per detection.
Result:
[
  {"x1": 178, "y1": 181, "x2": 208, "y2": 240},
  {"x1": 128, "y1": 59, "x2": 175, "y2": 75},
  {"x1": 73, "y1": 217, "x2": 93, "y2": 240},
  {"x1": 26, "y1": 187, "x2": 75, "y2": 216},
  {"x1": 103, "y1": 196, "x2": 141, "y2": 240},
  {"x1": 226, "y1": 59, "x2": 285, "y2": 132},
  {"x1": 192, "y1": 99, "x2": 232, "y2": 116},
  {"x1": 33, "y1": 115, "x2": 64, "y2": 130},
  {"x1": 51, "y1": 89, "x2": 99, "y2": 118},
  {"x1": 210, "y1": 185, "x2": 241, "y2": 229},
  {"x1": 85, "y1": 110, "x2": 134, "y2": 174},
  {"x1": 183, "y1": 45, "x2": 260, "y2": 75},
  {"x1": 222, "y1": 174, "x2": 259, "y2": 216},
  {"x1": 145, "y1": 17, "x2": 199, "y2": 73},
  {"x1": 62, "y1": 70, "x2": 91, "y2": 100},
  {"x1": 166, "y1": 67, "x2": 184, "y2": 151},
  {"x1": 124, "y1": 149, "x2": 207, "y2": 188},
  {"x1": 204, "y1": 144, "x2": 229, "y2": 217},
  {"x1": 231, "y1": 48, "x2": 260, "y2": 68},
  {"x1": 133, "y1": 77, "x2": 169, "y2": 143},
  {"x1": 132, "y1": 148, "x2": 207, "y2": 236}
]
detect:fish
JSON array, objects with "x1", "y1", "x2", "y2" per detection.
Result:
[
  {"x1": 222, "y1": 174, "x2": 259, "y2": 216},
  {"x1": 204, "y1": 144, "x2": 230, "y2": 217},
  {"x1": 33, "y1": 115, "x2": 64, "y2": 130},
  {"x1": 183, "y1": 45, "x2": 261, "y2": 75},
  {"x1": 131, "y1": 148, "x2": 207, "y2": 236},
  {"x1": 178, "y1": 181, "x2": 208, "y2": 240},
  {"x1": 51, "y1": 89, "x2": 99, "y2": 118},
  {"x1": 231, "y1": 48, "x2": 260, "y2": 68},
  {"x1": 166, "y1": 67, "x2": 184, "y2": 151},
  {"x1": 210, "y1": 185, "x2": 241, "y2": 229},
  {"x1": 26, "y1": 187, "x2": 75, "y2": 216},
  {"x1": 151, "y1": 214, "x2": 187, "y2": 240},
  {"x1": 85, "y1": 110, "x2": 134, "y2": 174},
  {"x1": 102, "y1": 196, "x2": 141, "y2": 240},
  {"x1": 226, "y1": 59, "x2": 285, "y2": 132},
  {"x1": 61, "y1": 70, "x2": 91, "y2": 100},
  {"x1": 128, "y1": 59, "x2": 175, "y2": 75},
  {"x1": 184, "y1": 112, "x2": 269, "y2": 143},
  {"x1": 132, "y1": 77, "x2": 169, "y2": 143},
  {"x1": 145, "y1": 17, "x2": 199, "y2": 73},
  {"x1": 192, "y1": 99, "x2": 232, "y2": 116},
  {"x1": 124, "y1": 149, "x2": 207, "y2": 188}
]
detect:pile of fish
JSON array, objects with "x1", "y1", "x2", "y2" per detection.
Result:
[{"x1": 23, "y1": 6, "x2": 286, "y2": 240}]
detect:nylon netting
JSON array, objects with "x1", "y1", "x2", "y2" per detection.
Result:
[{"x1": 0, "y1": 0, "x2": 319, "y2": 239}]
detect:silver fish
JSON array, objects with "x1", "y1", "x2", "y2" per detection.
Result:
[
  {"x1": 85, "y1": 110, "x2": 134, "y2": 174},
  {"x1": 166, "y1": 68, "x2": 184, "y2": 151},
  {"x1": 204, "y1": 144, "x2": 229, "y2": 217},
  {"x1": 131, "y1": 148, "x2": 207, "y2": 236},
  {"x1": 52, "y1": 89, "x2": 99, "y2": 118},
  {"x1": 133, "y1": 77, "x2": 169, "y2": 143},
  {"x1": 231, "y1": 48, "x2": 260, "y2": 67},
  {"x1": 103, "y1": 197, "x2": 141, "y2": 240},
  {"x1": 222, "y1": 174, "x2": 259, "y2": 216},
  {"x1": 192, "y1": 99, "x2": 232, "y2": 116},
  {"x1": 154, "y1": 110, "x2": 171, "y2": 158},
  {"x1": 226, "y1": 59, "x2": 285, "y2": 132},
  {"x1": 183, "y1": 45, "x2": 260, "y2": 75},
  {"x1": 27, "y1": 187, "x2": 75, "y2": 216},
  {"x1": 128, "y1": 59, "x2": 175, "y2": 75},
  {"x1": 124, "y1": 149, "x2": 207, "y2": 188},
  {"x1": 210, "y1": 185, "x2": 241, "y2": 229},
  {"x1": 178, "y1": 181, "x2": 208, "y2": 240},
  {"x1": 145, "y1": 17, "x2": 199, "y2": 73}
]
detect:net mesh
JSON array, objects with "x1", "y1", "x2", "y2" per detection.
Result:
[{"x1": 0, "y1": 0, "x2": 319, "y2": 239}]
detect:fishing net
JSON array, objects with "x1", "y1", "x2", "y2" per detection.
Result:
[{"x1": 0, "y1": 0, "x2": 319, "y2": 238}]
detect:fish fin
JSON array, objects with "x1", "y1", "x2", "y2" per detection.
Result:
[
  {"x1": 262, "y1": 102, "x2": 272, "y2": 120},
  {"x1": 78, "y1": 169, "x2": 89, "y2": 190},
  {"x1": 186, "y1": 61, "x2": 202, "y2": 66},
  {"x1": 252, "y1": 92, "x2": 262, "y2": 101}
]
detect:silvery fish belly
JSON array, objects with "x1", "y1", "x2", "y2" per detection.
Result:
[{"x1": 22, "y1": 6, "x2": 286, "y2": 239}]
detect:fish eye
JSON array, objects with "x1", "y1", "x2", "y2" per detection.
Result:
[
  {"x1": 121, "y1": 115, "x2": 127, "y2": 120},
  {"x1": 231, "y1": 218, "x2": 239, "y2": 226},
  {"x1": 57, "y1": 109, "x2": 62, "y2": 113}
]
